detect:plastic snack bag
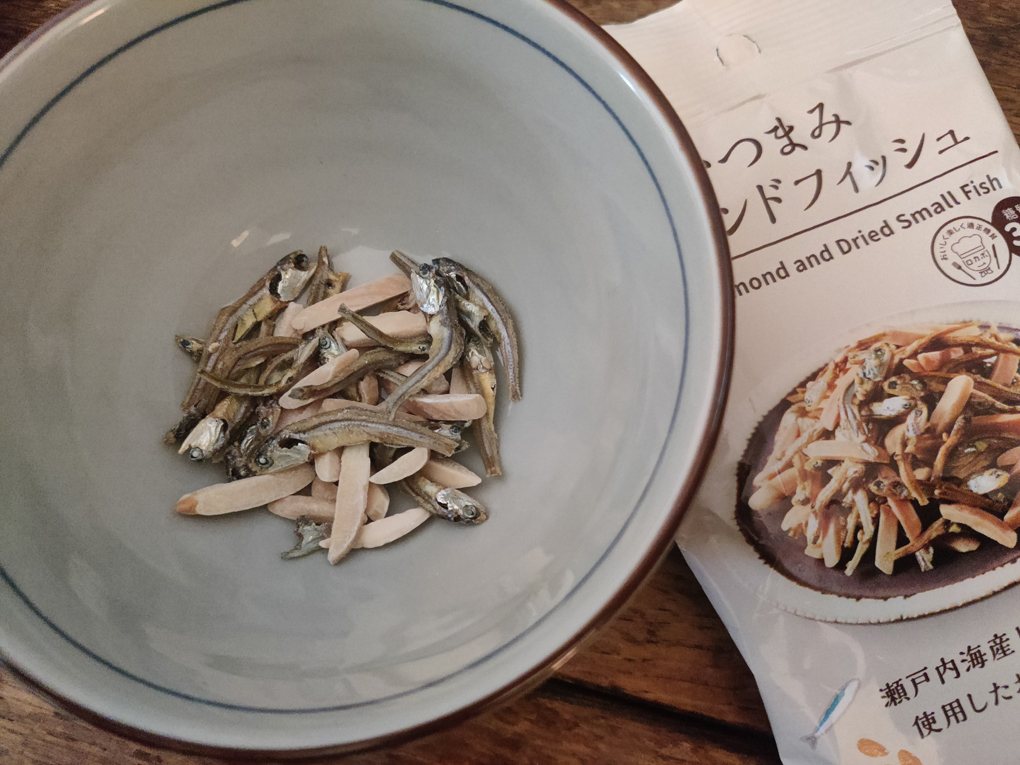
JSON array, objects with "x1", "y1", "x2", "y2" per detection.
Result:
[{"x1": 609, "y1": 2, "x2": 1020, "y2": 763}]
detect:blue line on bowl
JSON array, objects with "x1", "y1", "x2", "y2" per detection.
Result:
[{"x1": 0, "y1": 0, "x2": 691, "y2": 714}]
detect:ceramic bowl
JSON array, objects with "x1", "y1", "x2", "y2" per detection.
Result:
[{"x1": 0, "y1": 0, "x2": 731, "y2": 755}]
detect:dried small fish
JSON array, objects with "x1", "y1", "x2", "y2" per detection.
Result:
[
  {"x1": 169, "y1": 247, "x2": 520, "y2": 567},
  {"x1": 749, "y1": 322, "x2": 1020, "y2": 579},
  {"x1": 400, "y1": 472, "x2": 487, "y2": 524},
  {"x1": 281, "y1": 516, "x2": 331, "y2": 559},
  {"x1": 434, "y1": 257, "x2": 522, "y2": 401},
  {"x1": 175, "y1": 335, "x2": 205, "y2": 362},
  {"x1": 381, "y1": 266, "x2": 465, "y2": 418}
]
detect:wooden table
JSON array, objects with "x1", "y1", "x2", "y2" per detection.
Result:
[{"x1": 1, "y1": 1, "x2": 1018, "y2": 763}]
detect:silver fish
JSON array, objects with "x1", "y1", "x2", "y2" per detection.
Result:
[
  {"x1": 967, "y1": 468, "x2": 1011, "y2": 495},
  {"x1": 867, "y1": 396, "x2": 916, "y2": 418},
  {"x1": 802, "y1": 678, "x2": 859, "y2": 749},
  {"x1": 281, "y1": 516, "x2": 331, "y2": 559}
]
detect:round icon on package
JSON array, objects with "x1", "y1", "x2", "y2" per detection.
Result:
[
  {"x1": 931, "y1": 216, "x2": 1010, "y2": 286},
  {"x1": 991, "y1": 195, "x2": 1020, "y2": 258}
]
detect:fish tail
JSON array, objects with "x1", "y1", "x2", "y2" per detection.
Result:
[{"x1": 800, "y1": 734, "x2": 818, "y2": 749}]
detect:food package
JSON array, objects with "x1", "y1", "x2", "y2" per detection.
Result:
[{"x1": 608, "y1": 1, "x2": 1020, "y2": 762}]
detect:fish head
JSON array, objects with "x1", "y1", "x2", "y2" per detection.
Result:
[
  {"x1": 435, "y1": 487, "x2": 487, "y2": 524},
  {"x1": 433, "y1": 257, "x2": 470, "y2": 297},
  {"x1": 252, "y1": 436, "x2": 312, "y2": 474},
  {"x1": 178, "y1": 417, "x2": 226, "y2": 461},
  {"x1": 411, "y1": 263, "x2": 445, "y2": 315},
  {"x1": 254, "y1": 400, "x2": 282, "y2": 436},
  {"x1": 316, "y1": 327, "x2": 344, "y2": 363},
  {"x1": 271, "y1": 251, "x2": 315, "y2": 302}
]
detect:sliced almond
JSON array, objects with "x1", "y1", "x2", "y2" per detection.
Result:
[
  {"x1": 315, "y1": 449, "x2": 341, "y2": 482},
  {"x1": 272, "y1": 302, "x2": 304, "y2": 338},
  {"x1": 336, "y1": 311, "x2": 428, "y2": 348},
  {"x1": 267, "y1": 495, "x2": 334, "y2": 523},
  {"x1": 279, "y1": 349, "x2": 360, "y2": 409},
  {"x1": 366, "y1": 482, "x2": 390, "y2": 521},
  {"x1": 821, "y1": 511, "x2": 845, "y2": 568},
  {"x1": 781, "y1": 505, "x2": 811, "y2": 532},
  {"x1": 930, "y1": 375, "x2": 973, "y2": 434},
  {"x1": 354, "y1": 507, "x2": 430, "y2": 548},
  {"x1": 992, "y1": 353, "x2": 1020, "y2": 386},
  {"x1": 449, "y1": 365, "x2": 470, "y2": 395},
  {"x1": 803, "y1": 440, "x2": 890, "y2": 463},
  {"x1": 370, "y1": 447, "x2": 430, "y2": 484},
  {"x1": 874, "y1": 504, "x2": 899, "y2": 574},
  {"x1": 902, "y1": 359, "x2": 923, "y2": 373},
  {"x1": 358, "y1": 373, "x2": 379, "y2": 405},
  {"x1": 997, "y1": 445, "x2": 1020, "y2": 467},
  {"x1": 418, "y1": 457, "x2": 482, "y2": 489},
  {"x1": 747, "y1": 467, "x2": 798, "y2": 511},
  {"x1": 917, "y1": 347, "x2": 965, "y2": 372},
  {"x1": 402, "y1": 393, "x2": 486, "y2": 420},
  {"x1": 274, "y1": 400, "x2": 324, "y2": 431},
  {"x1": 291, "y1": 273, "x2": 412, "y2": 333},
  {"x1": 328, "y1": 444, "x2": 372, "y2": 564},
  {"x1": 887, "y1": 497, "x2": 922, "y2": 540},
  {"x1": 396, "y1": 360, "x2": 450, "y2": 394},
  {"x1": 940, "y1": 502, "x2": 1017, "y2": 547},
  {"x1": 311, "y1": 477, "x2": 338, "y2": 501},
  {"x1": 176, "y1": 465, "x2": 315, "y2": 516}
]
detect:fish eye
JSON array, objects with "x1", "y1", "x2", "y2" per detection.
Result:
[
  {"x1": 318, "y1": 337, "x2": 331, "y2": 349},
  {"x1": 461, "y1": 505, "x2": 478, "y2": 520},
  {"x1": 180, "y1": 339, "x2": 192, "y2": 350},
  {"x1": 188, "y1": 447, "x2": 205, "y2": 461},
  {"x1": 256, "y1": 454, "x2": 271, "y2": 467},
  {"x1": 418, "y1": 264, "x2": 432, "y2": 277},
  {"x1": 259, "y1": 418, "x2": 271, "y2": 430},
  {"x1": 294, "y1": 253, "x2": 309, "y2": 269},
  {"x1": 450, "y1": 424, "x2": 462, "y2": 436}
]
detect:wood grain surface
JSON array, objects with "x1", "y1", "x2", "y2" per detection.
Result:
[{"x1": 1, "y1": 0, "x2": 1018, "y2": 763}]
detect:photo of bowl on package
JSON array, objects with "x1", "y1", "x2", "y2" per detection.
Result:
[{"x1": 737, "y1": 316, "x2": 1020, "y2": 619}]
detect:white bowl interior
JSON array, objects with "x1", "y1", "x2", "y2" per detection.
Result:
[{"x1": 0, "y1": 0, "x2": 727, "y2": 751}]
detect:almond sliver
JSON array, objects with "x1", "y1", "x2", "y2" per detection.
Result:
[
  {"x1": 402, "y1": 393, "x2": 486, "y2": 420},
  {"x1": 328, "y1": 444, "x2": 371, "y2": 564},
  {"x1": 930, "y1": 374, "x2": 974, "y2": 434},
  {"x1": 449, "y1": 365, "x2": 470, "y2": 395},
  {"x1": 354, "y1": 507, "x2": 430, "y2": 549},
  {"x1": 176, "y1": 465, "x2": 315, "y2": 516},
  {"x1": 370, "y1": 447, "x2": 429, "y2": 484},
  {"x1": 874, "y1": 504, "x2": 898, "y2": 575},
  {"x1": 311, "y1": 477, "x2": 338, "y2": 501},
  {"x1": 941, "y1": 502, "x2": 1018, "y2": 547},
  {"x1": 267, "y1": 495, "x2": 335, "y2": 523},
  {"x1": 417, "y1": 457, "x2": 482, "y2": 489},
  {"x1": 315, "y1": 449, "x2": 342, "y2": 482},
  {"x1": 280, "y1": 349, "x2": 360, "y2": 409},
  {"x1": 336, "y1": 311, "x2": 427, "y2": 348},
  {"x1": 366, "y1": 482, "x2": 390, "y2": 521},
  {"x1": 274, "y1": 400, "x2": 324, "y2": 432},
  {"x1": 290, "y1": 273, "x2": 412, "y2": 333},
  {"x1": 396, "y1": 360, "x2": 450, "y2": 394},
  {"x1": 272, "y1": 302, "x2": 304, "y2": 338}
]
